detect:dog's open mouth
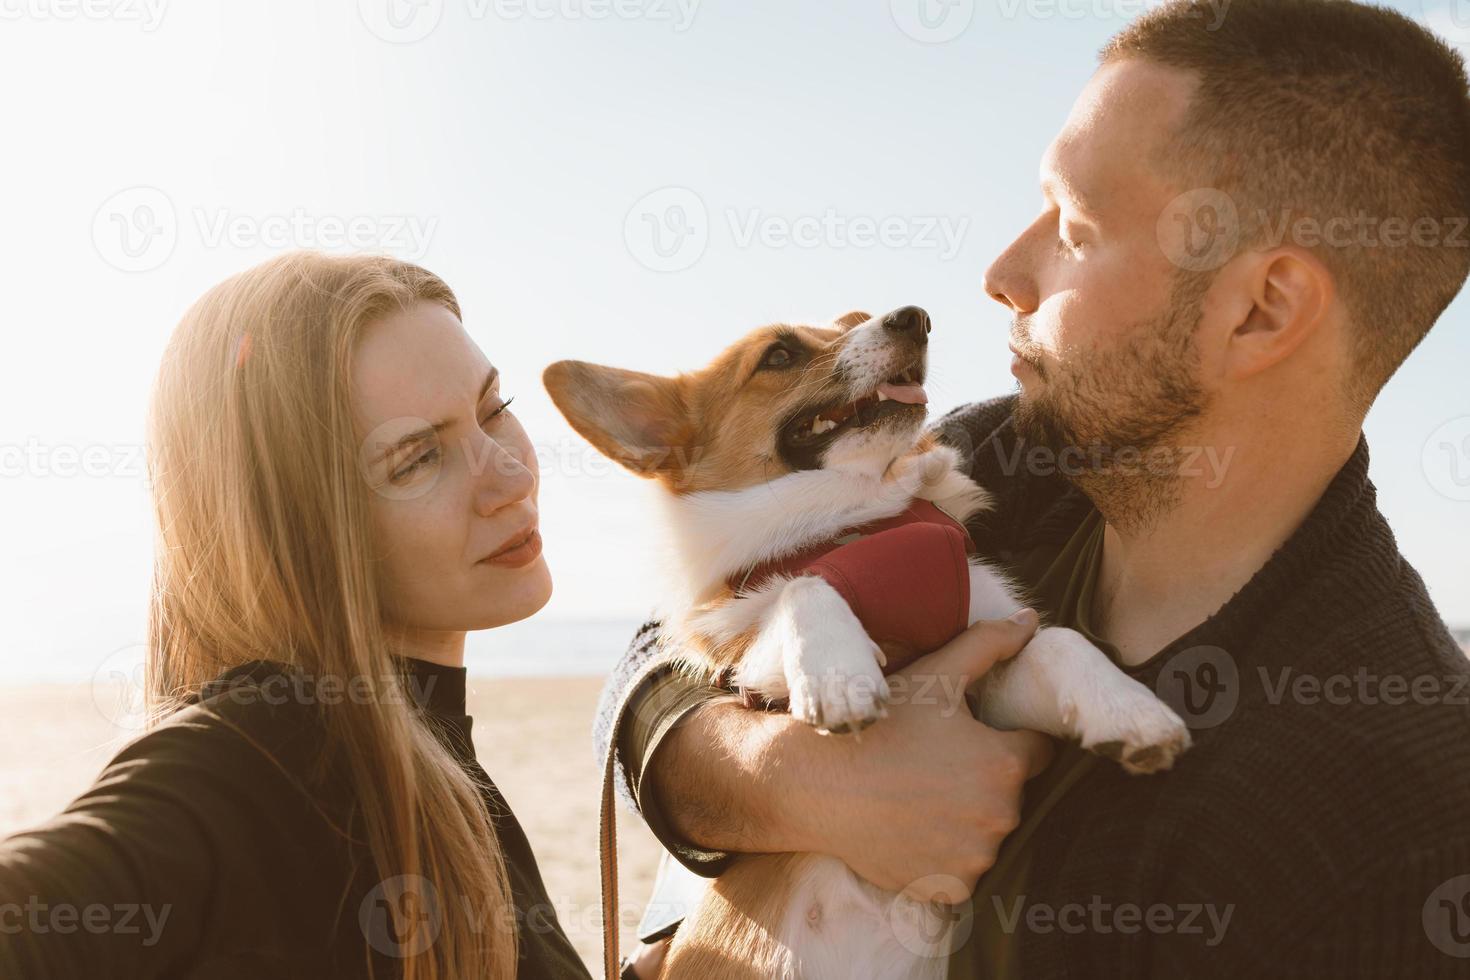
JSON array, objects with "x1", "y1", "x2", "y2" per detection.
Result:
[{"x1": 784, "y1": 365, "x2": 929, "y2": 448}]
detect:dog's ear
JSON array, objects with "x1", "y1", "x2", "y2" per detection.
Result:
[
  {"x1": 831, "y1": 310, "x2": 873, "y2": 331},
  {"x1": 542, "y1": 360, "x2": 692, "y2": 479}
]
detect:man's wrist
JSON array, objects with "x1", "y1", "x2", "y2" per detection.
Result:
[{"x1": 733, "y1": 703, "x2": 852, "y2": 856}]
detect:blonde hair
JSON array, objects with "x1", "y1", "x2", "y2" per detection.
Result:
[{"x1": 144, "y1": 250, "x2": 517, "y2": 979}]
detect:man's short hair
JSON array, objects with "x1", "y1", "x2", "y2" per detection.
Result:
[{"x1": 1103, "y1": 0, "x2": 1470, "y2": 409}]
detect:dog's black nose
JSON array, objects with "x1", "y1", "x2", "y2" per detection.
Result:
[{"x1": 882, "y1": 306, "x2": 930, "y2": 342}]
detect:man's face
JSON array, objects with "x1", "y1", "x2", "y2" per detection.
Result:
[{"x1": 983, "y1": 59, "x2": 1213, "y2": 476}]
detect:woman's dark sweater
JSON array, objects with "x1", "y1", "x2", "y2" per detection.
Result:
[{"x1": 0, "y1": 655, "x2": 592, "y2": 979}]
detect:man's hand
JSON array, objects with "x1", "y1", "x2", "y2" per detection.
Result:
[
  {"x1": 643, "y1": 610, "x2": 1054, "y2": 904},
  {"x1": 792, "y1": 609, "x2": 1054, "y2": 902}
]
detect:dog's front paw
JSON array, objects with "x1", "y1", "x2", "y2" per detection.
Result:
[
  {"x1": 1076, "y1": 685, "x2": 1192, "y2": 775},
  {"x1": 788, "y1": 654, "x2": 891, "y2": 735}
]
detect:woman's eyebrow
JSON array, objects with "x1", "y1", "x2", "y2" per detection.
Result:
[{"x1": 374, "y1": 366, "x2": 499, "y2": 463}]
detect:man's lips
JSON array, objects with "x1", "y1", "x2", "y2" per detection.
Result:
[{"x1": 1008, "y1": 342, "x2": 1040, "y2": 375}]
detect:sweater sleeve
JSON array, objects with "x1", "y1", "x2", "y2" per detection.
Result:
[
  {"x1": 591, "y1": 621, "x2": 736, "y2": 878},
  {"x1": 0, "y1": 724, "x2": 229, "y2": 978}
]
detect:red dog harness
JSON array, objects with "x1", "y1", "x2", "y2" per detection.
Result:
[{"x1": 723, "y1": 499, "x2": 975, "y2": 683}]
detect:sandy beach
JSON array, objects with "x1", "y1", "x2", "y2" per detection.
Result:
[{"x1": 0, "y1": 676, "x2": 665, "y2": 972}]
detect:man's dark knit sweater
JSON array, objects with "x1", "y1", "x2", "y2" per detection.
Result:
[{"x1": 592, "y1": 394, "x2": 1470, "y2": 978}]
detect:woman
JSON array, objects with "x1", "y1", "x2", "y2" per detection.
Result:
[{"x1": 0, "y1": 251, "x2": 610, "y2": 978}]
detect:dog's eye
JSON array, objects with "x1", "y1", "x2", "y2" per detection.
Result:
[{"x1": 760, "y1": 346, "x2": 794, "y2": 369}]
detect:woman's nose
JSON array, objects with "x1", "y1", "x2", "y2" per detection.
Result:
[{"x1": 472, "y1": 438, "x2": 537, "y2": 516}]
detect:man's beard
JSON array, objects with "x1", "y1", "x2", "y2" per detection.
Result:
[{"x1": 1011, "y1": 273, "x2": 1212, "y2": 533}]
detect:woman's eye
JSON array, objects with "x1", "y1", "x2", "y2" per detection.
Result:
[
  {"x1": 761, "y1": 347, "x2": 793, "y2": 369},
  {"x1": 392, "y1": 447, "x2": 439, "y2": 482},
  {"x1": 390, "y1": 395, "x2": 517, "y2": 483},
  {"x1": 481, "y1": 394, "x2": 516, "y2": 425}
]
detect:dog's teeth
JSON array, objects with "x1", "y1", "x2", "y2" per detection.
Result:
[
  {"x1": 812, "y1": 418, "x2": 837, "y2": 434},
  {"x1": 878, "y1": 392, "x2": 890, "y2": 402}
]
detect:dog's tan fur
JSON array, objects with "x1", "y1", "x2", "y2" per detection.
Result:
[
  {"x1": 545, "y1": 309, "x2": 1191, "y2": 979},
  {"x1": 546, "y1": 312, "x2": 930, "y2": 976},
  {"x1": 545, "y1": 311, "x2": 915, "y2": 685},
  {"x1": 542, "y1": 314, "x2": 872, "y2": 496}
]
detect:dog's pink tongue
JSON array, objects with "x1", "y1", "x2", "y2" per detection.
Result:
[{"x1": 878, "y1": 382, "x2": 928, "y2": 405}]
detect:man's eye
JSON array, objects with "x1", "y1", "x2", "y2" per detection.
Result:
[
  {"x1": 760, "y1": 346, "x2": 794, "y2": 369},
  {"x1": 1057, "y1": 235, "x2": 1085, "y2": 254}
]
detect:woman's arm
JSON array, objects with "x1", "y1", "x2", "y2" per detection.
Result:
[
  {"x1": 0, "y1": 702, "x2": 335, "y2": 979},
  {"x1": 0, "y1": 729, "x2": 223, "y2": 978}
]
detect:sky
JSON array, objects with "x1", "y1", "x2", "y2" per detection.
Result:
[{"x1": 1, "y1": 0, "x2": 1467, "y2": 684}]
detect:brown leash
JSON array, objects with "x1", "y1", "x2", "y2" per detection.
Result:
[{"x1": 600, "y1": 660, "x2": 667, "y2": 980}]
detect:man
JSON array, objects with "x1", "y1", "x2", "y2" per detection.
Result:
[{"x1": 596, "y1": 0, "x2": 1470, "y2": 974}]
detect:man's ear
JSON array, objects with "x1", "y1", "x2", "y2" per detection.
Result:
[
  {"x1": 542, "y1": 360, "x2": 692, "y2": 478},
  {"x1": 832, "y1": 310, "x2": 873, "y2": 331},
  {"x1": 1224, "y1": 246, "x2": 1334, "y2": 378}
]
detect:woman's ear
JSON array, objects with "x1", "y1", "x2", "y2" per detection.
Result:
[{"x1": 542, "y1": 360, "x2": 693, "y2": 479}]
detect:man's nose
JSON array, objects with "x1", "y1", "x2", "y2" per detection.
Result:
[
  {"x1": 881, "y1": 305, "x2": 930, "y2": 344},
  {"x1": 983, "y1": 246, "x2": 1038, "y2": 313}
]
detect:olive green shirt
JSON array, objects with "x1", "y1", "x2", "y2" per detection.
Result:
[{"x1": 960, "y1": 508, "x2": 1111, "y2": 978}]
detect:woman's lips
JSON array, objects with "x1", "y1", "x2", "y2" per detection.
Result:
[{"x1": 479, "y1": 526, "x2": 542, "y2": 569}]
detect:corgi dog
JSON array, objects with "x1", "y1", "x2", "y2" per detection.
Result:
[{"x1": 544, "y1": 307, "x2": 1191, "y2": 980}]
